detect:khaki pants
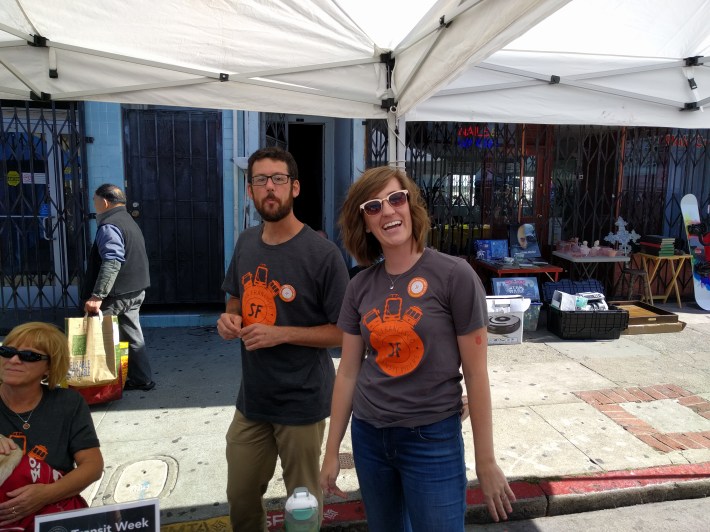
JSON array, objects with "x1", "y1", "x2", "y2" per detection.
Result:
[{"x1": 225, "y1": 409, "x2": 325, "y2": 532}]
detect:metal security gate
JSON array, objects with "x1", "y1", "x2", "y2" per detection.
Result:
[
  {"x1": 368, "y1": 121, "x2": 710, "y2": 298},
  {"x1": 123, "y1": 108, "x2": 224, "y2": 306},
  {"x1": 0, "y1": 101, "x2": 88, "y2": 332}
]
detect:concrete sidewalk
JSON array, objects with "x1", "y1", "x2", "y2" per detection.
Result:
[{"x1": 81, "y1": 303, "x2": 710, "y2": 529}]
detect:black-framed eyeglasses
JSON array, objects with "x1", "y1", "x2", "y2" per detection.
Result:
[
  {"x1": 0, "y1": 345, "x2": 51, "y2": 363},
  {"x1": 250, "y1": 174, "x2": 292, "y2": 187},
  {"x1": 359, "y1": 190, "x2": 409, "y2": 216}
]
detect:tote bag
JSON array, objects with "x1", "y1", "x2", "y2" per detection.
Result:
[{"x1": 65, "y1": 312, "x2": 119, "y2": 387}]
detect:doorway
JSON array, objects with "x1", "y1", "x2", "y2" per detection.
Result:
[
  {"x1": 288, "y1": 123, "x2": 323, "y2": 233},
  {"x1": 1, "y1": 104, "x2": 86, "y2": 320},
  {"x1": 123, "y1": 108, "x2": 224, "y2": 306}
]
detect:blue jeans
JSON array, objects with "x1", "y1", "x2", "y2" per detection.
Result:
[{"x1": 351, "y1": 414, "x2": 467, "y2": 532}]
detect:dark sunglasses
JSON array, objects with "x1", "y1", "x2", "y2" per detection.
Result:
[
  {"x1": 0, "y1": 345, "x2": 51, "y2": 362},
  {"x1": 359, "y1": 190, "x2": 409, "y2": 216}
]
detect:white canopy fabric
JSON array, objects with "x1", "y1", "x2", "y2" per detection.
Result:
[
  {"x1": 408, "y1": 0, "x2": 710, "y2": 127},
  {"x1": 0, "y1": 0, "x2": 565, "y2": 119}
]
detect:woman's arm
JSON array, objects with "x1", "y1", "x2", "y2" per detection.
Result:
[
  {"x1": 459, "y1": 327, "x2": 515, "y2": 522},
  {"x1": 0, "y1": 447, "x2": 103, "y2": 525},
  {"x1": 320, "y1": 332, "x2": 363, "y2": 499}
]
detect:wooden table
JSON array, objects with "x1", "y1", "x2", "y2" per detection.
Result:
[
  {"x1": 552, "y1": 251, "x2": 631, "y2": 279},
  {"x1": 633, "y1": 253, "x2": 691, "y2": 308},
  {"x1": 472, "y1": 259, "x2": 564, "y2": 291}
]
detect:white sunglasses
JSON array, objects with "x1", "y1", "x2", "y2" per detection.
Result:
[{"x1": 359, "y1": 190, "x2": 409, "y2": 216}]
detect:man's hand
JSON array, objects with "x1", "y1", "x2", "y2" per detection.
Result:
[
  {"x1": 84, "y1": 296, "x2": 103, "y2": 314},
  {"x1": 240, "y1": 323, "x2": 284, "y2": 351},
  {"x1": 217, "y1": 313, "x2": 243, "y2": 340}
]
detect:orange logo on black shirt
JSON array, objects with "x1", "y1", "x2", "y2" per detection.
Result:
[
  {"x1": 362, "y1": 293, "x2": 424, "y2": 377},
  {"x1": 241, "y1": 264, "x2": 293, "y2": 326}
]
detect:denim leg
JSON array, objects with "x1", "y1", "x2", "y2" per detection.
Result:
[
  {"x1": 397, "y1": 414, "x2": 467, "y2": 531},
  {"x1": 351, "y1": 416, "x2": 411, "y2": 532},
  {"x1": 103, "y1": 291, "x2": 152, "y2": 384},
  {"x1": 352, "y1": 415, "x2": 466, "y2": 532}
]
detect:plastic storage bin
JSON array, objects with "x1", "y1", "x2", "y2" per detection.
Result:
[
  {"x1": 542, "y1": 279, "x2": 605, "y2": 304},
  {"x1": 547, "y1": 306, "x2": 629, "y2": 340},
  {"x1": 524, "y1": 302, "x2": 542, "y2": 331},
  {"x1": 491, "y1": 277, "x2": 541, "y2": 331}
]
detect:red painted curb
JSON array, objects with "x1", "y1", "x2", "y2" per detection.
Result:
[
  {"x1": 266, "y1": 462, "x2": 710, "y2": 529},
  {"x1": 539, "y1": 462, "x2": 710, "y2": 496}
]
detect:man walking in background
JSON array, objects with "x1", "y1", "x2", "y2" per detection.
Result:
[
  {"x1": 217, "y1": 147, "x2": 349, "y2": 530},
  {"x1": 83, "y1": 183, "x2": 154, "y2": 391}
]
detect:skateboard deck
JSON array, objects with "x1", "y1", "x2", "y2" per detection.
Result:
[{"x1": 681, "y1": 194, "x2": 710, "y2": 310}]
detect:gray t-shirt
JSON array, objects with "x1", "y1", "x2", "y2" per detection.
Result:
[
  {"x1": 0, "y1": 387, "x2": 100, "y2": 473},
  {"x1": 338, "y1": 248, "x2": 488, "y2": 428},
  {"x1": 222, "y1": 224, "x2": 349, "y2": 424}
]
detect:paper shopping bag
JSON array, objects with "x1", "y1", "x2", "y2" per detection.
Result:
[
  {"x1": 65, "y1": 313, "x2": 119, "y2": 387},
  {"x1": 72, "y1": 342, "x2": 128, "y2": 404}
]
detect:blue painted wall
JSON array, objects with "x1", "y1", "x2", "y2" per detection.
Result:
[{"x1": 84, "y1": 102, "x2": 124, "y2": 237}]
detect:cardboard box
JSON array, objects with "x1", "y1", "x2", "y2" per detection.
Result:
[
  {"x1": 550, "y1": 290, "x2": 588, "y2": 311},
  {"x1": 474, "y1": 239, "x2": 509, "y2": 260},
  {"x1": 486, "y1": 295, "x2": 531, "y2": 345}
]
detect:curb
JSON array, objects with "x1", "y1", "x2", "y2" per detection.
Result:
[{"x1": 159, "y1": 462, "x2": 710, "y2": 531}]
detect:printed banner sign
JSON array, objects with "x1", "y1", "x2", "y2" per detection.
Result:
[{"x1": 35, "y1": 499, "x2": 159, "y2": 532}]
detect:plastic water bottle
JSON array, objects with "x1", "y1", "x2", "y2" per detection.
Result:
[{"x1": 284, "y1": 486, "x2": 319, "y2": 531}]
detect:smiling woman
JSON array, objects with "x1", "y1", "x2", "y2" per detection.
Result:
[
  {"x1": 320, "y1": 167, "x2": 515, "y2": 531},
  {"x1": 0, "y1": 322, "x2": 103, "y2": 530}
]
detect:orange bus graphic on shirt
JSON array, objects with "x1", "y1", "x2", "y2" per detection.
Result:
[{"x1": 363, "y1": 293, "x2": 424, "y2": 377}]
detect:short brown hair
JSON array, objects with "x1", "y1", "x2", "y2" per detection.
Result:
[
  {"x1": 2, "y1": 322, "x2": 69, "y2": 389},
  {"x1": 339, "y1": 167, "x2": 430, "y2": 265},
  {"x1": 247, "y1": 147, "x2": 299, "y2": 182}
]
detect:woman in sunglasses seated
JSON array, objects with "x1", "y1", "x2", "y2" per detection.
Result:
[
  {"x1": 0, "y1": 322, "x2": 103, "y2": 529},
  {"x1": 320, "y1": 167, "x2": 514, "y2": 531}
]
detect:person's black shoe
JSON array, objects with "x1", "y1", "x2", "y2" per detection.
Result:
[{"x1": 124, "y1": 380, "x2": 156, "y2": 391}]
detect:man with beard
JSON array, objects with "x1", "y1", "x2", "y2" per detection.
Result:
[{"x1": 217, "y1": 146, "x2": 349, "y2": 531}]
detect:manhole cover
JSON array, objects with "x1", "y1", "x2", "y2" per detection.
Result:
[{"x1": 338, "y1": 452, "x2": 355, "y2": 469}]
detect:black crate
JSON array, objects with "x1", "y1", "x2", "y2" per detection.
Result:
[
  {"x1": 547, "y1": 305, "x2": 629, "y2": 340},
  {"x1": 541, "y1": 279, "x2": 604, "y2": 304}
]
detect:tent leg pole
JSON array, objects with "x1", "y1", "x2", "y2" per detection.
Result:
[{"x1": 387, "y1": 113, "x2": 406, "y2": 170}]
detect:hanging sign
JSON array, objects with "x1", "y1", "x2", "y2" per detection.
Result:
[{"x1": 6, "y1": 170, "x2": 20, "y2": 186}]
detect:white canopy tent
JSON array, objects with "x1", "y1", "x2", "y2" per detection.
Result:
[
  {"x1": 0, "y1": 0, "x2": 566, "y2": 121},
  {"x1": 408, "y1": 0, "x2": 710, "y2": 128}
]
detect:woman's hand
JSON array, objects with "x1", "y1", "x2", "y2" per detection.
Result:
[
  {"x1": 319, "y1": 452, "x2": 346, "y2": 500},
  {"x1": 460, "y1": 395, "x2": 469, "y2": 421},
  {"x1": 476, "y1": 460, "x2": 516, "y2": 522},
  {"x1": 0, "y1": 483, "x2": 51, "y2": 526},
  {"x1": 0, "y1": 434, "x2": 17, "y2": 455}
]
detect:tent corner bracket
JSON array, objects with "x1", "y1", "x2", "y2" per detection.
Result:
[
  {"x1": 549, "y1": 75, "x2": 560, "y2": 84},
  {"x1": 219, "y1": 73, "x2": 229, "y2": 81},
  {"x1": 379, "y1": 52, "x2": 395, "y2": 70},
  {"x1": 29, "y1": 35, "x2": 47, "y2": 47},
  {"x1": 681, "y1": 102, "x2": 700, "y2": 112},
  {"x1": 381, "y1": 98, "x2": 396, "y2": 112},
  {"x1": 30, "y1": 91, "x2": 51, "y2": 101},
  {"x1": 439, "y1": 15, "x2": 451, "y2": 28}
]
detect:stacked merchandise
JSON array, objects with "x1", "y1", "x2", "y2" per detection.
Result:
[{"x1": 639, "y1": 235, "x2": 675, "y2": 256}]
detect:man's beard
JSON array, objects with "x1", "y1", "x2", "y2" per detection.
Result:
[{"x1": 255, "y1": 190, "x2": 294, "y2": 222}]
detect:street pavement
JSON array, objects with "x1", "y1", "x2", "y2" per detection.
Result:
[
  {"x1": 469, "y1": 497, "x2": 709, "y2": 531},
  {"x1": 76, "y1": 302, "x2": 710, "y2": 530}
]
